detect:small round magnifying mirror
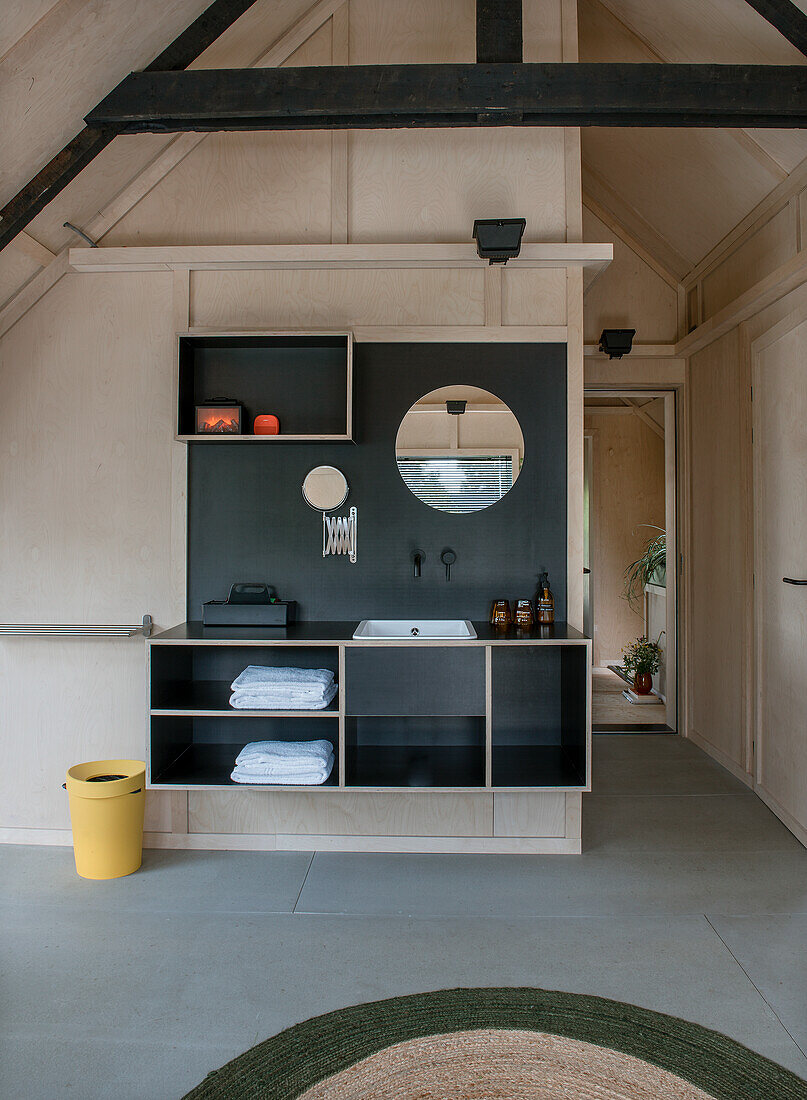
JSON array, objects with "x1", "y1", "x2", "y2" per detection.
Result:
[{"x1": 302, "y1": 466, "x2": 349, "y2": 511}]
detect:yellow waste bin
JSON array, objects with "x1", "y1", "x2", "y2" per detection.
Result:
[{"x1": 65, "y1": 760, "x2": 146, "y2": 880}]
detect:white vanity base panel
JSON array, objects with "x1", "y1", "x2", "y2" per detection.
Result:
[{"x1": 144, "y1": 791, "x2": 583, "y2": 855}]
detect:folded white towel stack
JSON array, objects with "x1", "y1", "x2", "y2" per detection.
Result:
[
  {"x1": 229, "y1": 665, "x2": 337, "y2": 711},
  {"x1": 230, "y1": 739, "x2": 335, "y2": 785}
]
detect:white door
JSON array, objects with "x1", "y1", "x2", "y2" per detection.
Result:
[{"x1": 753, "y1": 318, "x2": 807, "y2": 846}]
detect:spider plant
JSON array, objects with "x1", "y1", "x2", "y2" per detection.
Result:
[{"x1": 624, "y1": 526, "x2": 666, "y2": 610}]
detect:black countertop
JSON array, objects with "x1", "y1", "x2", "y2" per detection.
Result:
[{"x1": 151, "y1": 621, "x2": 589, "y2": 644}]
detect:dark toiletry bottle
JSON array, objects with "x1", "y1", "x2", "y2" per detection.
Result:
[{"x1": 536, "y1": 572, "x2": 555, "y2": 625}]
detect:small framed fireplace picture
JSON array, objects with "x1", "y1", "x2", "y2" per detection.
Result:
[{"x1": 195, "y1": 400, "x2": 243, "y2": 435}]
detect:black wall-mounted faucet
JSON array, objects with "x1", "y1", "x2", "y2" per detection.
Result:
[{"x1": 412, "y1": 549, "x2": 425, "y2": 578}]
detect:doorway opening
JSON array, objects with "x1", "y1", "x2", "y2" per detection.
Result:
[{"x1": 584, "y1": 390, "x2": 677, "y2": 733}]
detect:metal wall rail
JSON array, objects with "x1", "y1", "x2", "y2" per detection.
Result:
[{"x1": 0, "y1": 615, "x2": 153, "y2": 637}]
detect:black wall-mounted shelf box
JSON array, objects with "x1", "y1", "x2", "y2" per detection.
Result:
[{"x1": 177, "y1": 332, "x2": 353, "y2": 442}]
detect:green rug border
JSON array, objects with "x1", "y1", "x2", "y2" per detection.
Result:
[{"x1": 184, "y1": 986, "x2": 807, "y2": 1100}]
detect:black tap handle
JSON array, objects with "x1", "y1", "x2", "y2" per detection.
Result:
[{"x1": 441, "y1": 548, "x2": 457, "y2": 581}]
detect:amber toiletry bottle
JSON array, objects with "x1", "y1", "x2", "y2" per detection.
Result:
[{"x1": 535, "y1": 572, "x2": 555, "y2": 625}]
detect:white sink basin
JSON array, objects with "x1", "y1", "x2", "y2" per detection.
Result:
[{"x1": 352, "y1": 619, "x2": 477, "y2": 640}]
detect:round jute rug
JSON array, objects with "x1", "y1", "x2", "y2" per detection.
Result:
[{"x1": 182, "y1": 987, "x2": 807, "y2": 1100}]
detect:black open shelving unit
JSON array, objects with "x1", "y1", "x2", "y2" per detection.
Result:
[{"x1": 147, "y1": 624, "x2": 590, "y2": 792}]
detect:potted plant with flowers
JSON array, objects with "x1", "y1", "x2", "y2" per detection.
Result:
[{"x1": 621, "y1": 635, "x2": 663, "y2": 695}]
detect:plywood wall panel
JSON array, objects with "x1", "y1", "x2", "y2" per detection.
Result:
[
  {"x1": 349, "y1": 0, "x2": 475, "y2": 63},
  {"x1": 585, "y1": 358, "x2": 686, "y2": 389},
  {"x1": 687, "y1": 329, "x2": 748, "y2": 771},
  {"x1": 701, "y1": 204, "x2": 797, "y2": 322},
  {"x1": 104, "y1": 24, "x2": 334, "y2": 247},
  {"x1": 502, "y1": 269, "x2": 567, "y2": 326},
  {"x1": 189, "y1": 790, "x2": 493, "y2": 836},
  {"x1": 493, "y1": 792, "x2": 566, "y2": 836},
  {"x1": 582, "y1": 206, "x2": 678, "y2": 343},
  {"x1": 600, "y1": 0, "x2": 803, "y2": 65},
  {"x1": 103, "y1": 131, "x2": 334, "y2": 247},
  {"x1": 0, "y1": 0, "x2": 318, "y2": 208},
  {"x1": 753, "y1": 319, "x2": 807, "y2": 841},
  {"x1": 743, "y1": 129, "x2": 807, "y2": 175},
  {"x1": 584, "y1": 410, "x2": 665, "y2": 665},
  {"x1": 349, "y1": 128, "x2": 568, "y2": 244},
  {"x1": 27, "y1": 134, "x2": 176, "y2": 255},
  {"x1": 524, "y1": 0, "x2": 564, "y2": 61},
  {"x1": 582, "y1": 128, "x2": 781, "y2": 267},
  {"x1": 0, "y1": 0, "x2": 65, "y2": 63},
  {"x1": 190, "y1": 268, "x2": 485, "y2": 328},
  {"x1": 0, "y1": 271, "x2": 183, "y2": 828},
  {"x1": 0, "y1": 0, "x2": 202, "y2": 208},
  {"x1": 0, "y1": 249, "x2": 41, "y2": 311},
  {"x1": 349, "y1": 0, "x2": 563, "y2": 63}
]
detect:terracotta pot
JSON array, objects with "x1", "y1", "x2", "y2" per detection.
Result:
[{"x1": 634, "y1": 672, "x2": 652, "y2": 695}]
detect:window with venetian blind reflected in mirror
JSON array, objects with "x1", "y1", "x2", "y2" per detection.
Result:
[{"x1": 395, "y1": 386, "x2": 524, "y2": 514}]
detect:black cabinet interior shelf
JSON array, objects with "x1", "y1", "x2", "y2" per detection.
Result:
[
  {"x1": 151, "y1": 644, "x2": 340, "y2": 706},
  {"x1": 154, "y1": 741, "x2": 339, "y2": 787},
  {"x1": 177, "y1": 333, "x2": 352, "y2": 442},
  {"x1": 345, "y1": 715, "x2": 486, "y2": 788},
  {"x1": 492, "y1": 745, "x2": 585, "y2": 788},
  {"x1": 150, "y1": 715, "x2": 339, "y2": 787},
  {"x1": 151, "y1": 680, "x2": 338, "y2": 715},
  {"x1": 346, "y1": 744, "x2": 485, "y2": 788}
]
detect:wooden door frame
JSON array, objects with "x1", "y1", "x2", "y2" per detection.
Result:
[
  {"x1": 584, "y1": 388, "x2": 679, "y2": 731},
  {"x1": 583, "y1": 431, "x2": 594, "y2": 641}
]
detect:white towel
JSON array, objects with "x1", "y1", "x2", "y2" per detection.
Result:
[
  {"x1": 233, "y1": 761, "x2": 332, "y2": 779},
  {"x1": 231, "y1": 666, "x2": 334, "y2": 691},
  {"x1": 229, "y1": 681, "x2": 337, "y2": 710},
  {"x1": 235, "y1": 740, "x2": 333, "y2": 766},
  {"x1": 230, "y1": 752, "x2": 334, "y2": 785}
]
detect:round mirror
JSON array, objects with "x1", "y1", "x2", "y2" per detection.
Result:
[
  {"x1": 395, "y1": 386, "x2": 524, "y2": 513},
  {"x1": 302, "y1": 466, "x2": 349, "y2": 511}
]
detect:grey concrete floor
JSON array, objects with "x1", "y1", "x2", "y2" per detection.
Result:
[{"x1": 2, "y1": 734, "x2": 806, "y2": 1099}]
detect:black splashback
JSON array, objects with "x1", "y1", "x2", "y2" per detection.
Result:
[{"x1": 187, "y1": 342, "x2": 567, "y2": 622}]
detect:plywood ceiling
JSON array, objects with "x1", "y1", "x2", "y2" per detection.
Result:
[{"x1": 2, "y1": 0, "x2": 807, "y2": 313}]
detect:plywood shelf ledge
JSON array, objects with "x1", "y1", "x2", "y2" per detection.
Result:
[
  {"x1": 583, "y1": 343, "x2": 679, "y2": 358},
  {"x1": 68, "y1": 242, "x2": 613, "y2": 274}
]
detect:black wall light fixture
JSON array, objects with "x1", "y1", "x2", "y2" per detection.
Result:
[
  {"x1": 472, "y1": 218, "x2": 526, "y2": 263},
  {"x1": 599, "y1": 328, "x2": 636, "y2": 359},
  {"x1": 446, "y1": 400, "x2": 467, "y2": 415}
]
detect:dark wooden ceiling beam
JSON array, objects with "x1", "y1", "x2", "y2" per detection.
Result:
[
  {"x1": 85, "y1": 63, "x2": 807, "y2": 132},
  {"x1": 0, "y1": 0, "x2": 260, "y2": 255},
  {"x1": 743, "y1": 0, "x2": 807, "y2": 58},
  {"x1": 477, "y1": 1, "x2": 523, "y2": 64}
]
